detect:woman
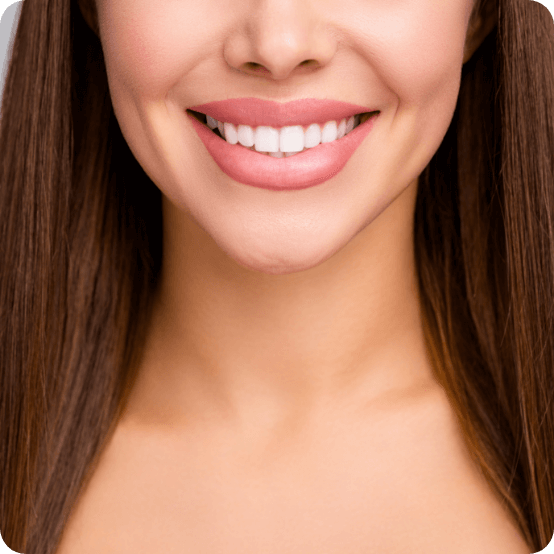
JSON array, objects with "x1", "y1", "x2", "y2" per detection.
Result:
[{"x1": 1, "y1": 0, "x2": 553, "y2": 552}]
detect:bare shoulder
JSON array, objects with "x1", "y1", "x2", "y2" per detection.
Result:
[
  {"x1": 55, "y1": 381, "x2": 535, "y2": 554},
  {"x1": 396, "y1": 384, "x2": 534, "y2": 554}
]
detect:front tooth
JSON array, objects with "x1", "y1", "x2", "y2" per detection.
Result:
[
  {"x1": 254, "y1": 126, "x2": 280, "y2": 153},
  {"x1": 222, "y1": 116, "x2": 361, "y2": 151},
  {"x1": 280, "y1": 125, "x2": 304, "y2": 153},
  {"x1": 269, "y1": 151, "x2": 285, "y2": 158}
]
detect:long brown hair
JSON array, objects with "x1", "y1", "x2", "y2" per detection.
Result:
[{"x1": 1, "y1": 0, "x2": 553, "y2": 552}]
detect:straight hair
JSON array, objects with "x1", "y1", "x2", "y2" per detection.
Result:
[{"x1": 1, "y1": 0, "x2": 553, "y2": 552}]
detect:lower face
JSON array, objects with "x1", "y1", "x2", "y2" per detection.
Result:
[{"x1": 95, "y1": 0, "x2": 474, "y2": 275}]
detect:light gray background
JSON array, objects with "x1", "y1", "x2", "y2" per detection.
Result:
[{"x1": 0, "y1": 1, "x2": 22, "y2": 109}]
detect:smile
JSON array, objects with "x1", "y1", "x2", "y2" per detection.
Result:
[
  {"x1": 186, "y1": 110, "x2": 380, "y2": 191},
  {"x1": 188, "y1": 110, "x2": 374, "y2": 158}
]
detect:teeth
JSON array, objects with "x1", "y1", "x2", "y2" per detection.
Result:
[{"x1": 205, "y1": 113, "x2": 367, "y2": 157}]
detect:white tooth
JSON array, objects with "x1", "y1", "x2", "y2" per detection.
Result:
[
  {"x1": 224, "y1": 122, "x2": 238, "y2": 145},
  {"x1": 237, "y1": 124, "x2": 255, "y2": 147},
  {"x1": 280, "y1": 125, "x2": 304, "y2": 153},
  {"x1": 254, "y1": 126, "x2": 280, "y2": 153},
  {"x1": 321, "y1": 121, "x2": 338, "y2": 143},
  {"x1": 337, "y1": 118, "x2": 346, "y2": 139},
  {"x1": 269, "y1": 151, "x2": 284, "y2": 158},
  {"x1": 345, "y1": 115, "x2": 355, "y2": 134},
  {"x1": 220, "y1": 116, "x2": 358, "y2": 153},
  {"x1": 206, "y1": 115, "x2": 218, "y2": 129},
  {"x1": 304, "y1": 123, "x2": 321, "y2": 148}
]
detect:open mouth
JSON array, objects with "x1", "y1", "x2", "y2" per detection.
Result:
[
  {"x1": 187, "y1": 110, "x2": 378, "y2": 140},
  {"x1": 186, "y1": 106, "x2": 380, "y2": 190},
  {"x1": 188, "y1": 110, "x2": 225, "y2": 139}
]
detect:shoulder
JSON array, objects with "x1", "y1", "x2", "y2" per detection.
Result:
[{"x1": 395, "y1": 385, "x2": 534, "y2": 554}]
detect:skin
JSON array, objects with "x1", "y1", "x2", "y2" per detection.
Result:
[
  {"x1": 87, "y1": 0, "x2": 492, "y2": 430},
  {"x1": 58, "y1": 0, "x2": 532, "y2": 552}
]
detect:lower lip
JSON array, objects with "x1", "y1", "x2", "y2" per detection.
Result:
[{"x1": 187, "y1": 112, "x2": 379, "y2": 191}]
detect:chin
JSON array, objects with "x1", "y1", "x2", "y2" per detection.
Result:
[{"x1": 222, "y1": 242, "x2": 338, "y2": 275}]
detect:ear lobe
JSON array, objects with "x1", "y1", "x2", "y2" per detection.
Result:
[
  {"x1": 77, "y1": 0, "x2": 100, "y2": 37},
  {"x1": 463, "y1": 1, "x2": 498, "y2": 64}
]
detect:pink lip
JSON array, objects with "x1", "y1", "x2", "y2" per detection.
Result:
[
  {"x1": 187, "y1": 110, "x2": 379, "y2": 191},
  {"x1": 188, "y1": 97, "x2": 376, "y2": 128}
]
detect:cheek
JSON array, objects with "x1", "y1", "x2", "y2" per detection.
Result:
[
  {"x1": 355, "y1": 0, "x2": 470, "y2": 105},
  {"x1": 97, "y1": 0, "x2": 212, "y2": 99},
  {"x1": 98, "y1": 0, "x2": 470, "y2": 109}
]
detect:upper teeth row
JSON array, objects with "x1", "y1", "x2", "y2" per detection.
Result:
[{"x1": 206, "y1": 114, "x2": 362, "y2": 155}]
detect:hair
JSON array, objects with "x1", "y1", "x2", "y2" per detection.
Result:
[{"x1": 0, "y1": 0, "x2": 553, "y2": 552}]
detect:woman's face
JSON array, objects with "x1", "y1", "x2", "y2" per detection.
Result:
[{"x1": 94, "y1": 0, "x2": 475, "y2": 275}]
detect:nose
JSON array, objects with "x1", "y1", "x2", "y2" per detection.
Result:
[{"x1": 223, "y1": 0, "x2": 338, "y2": 81}]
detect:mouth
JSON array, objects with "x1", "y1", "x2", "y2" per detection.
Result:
[
  {"x1": 187, "y1": 109, "x2": 378, "y2": 140},
  {"x1": 186, "y1": 106, "x2": 380, "y2": 191},
  {"x1": 188, "y1": 110, "x2": 225, "y2": 138}
]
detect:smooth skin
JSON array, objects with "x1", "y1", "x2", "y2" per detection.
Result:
[{"x1": 58, "y1": 0, "x2": 532, "y2": 552}]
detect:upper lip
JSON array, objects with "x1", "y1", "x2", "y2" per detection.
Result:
[{"x1": 188, "y1": 98, "x2": 377, "y2": 128}]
